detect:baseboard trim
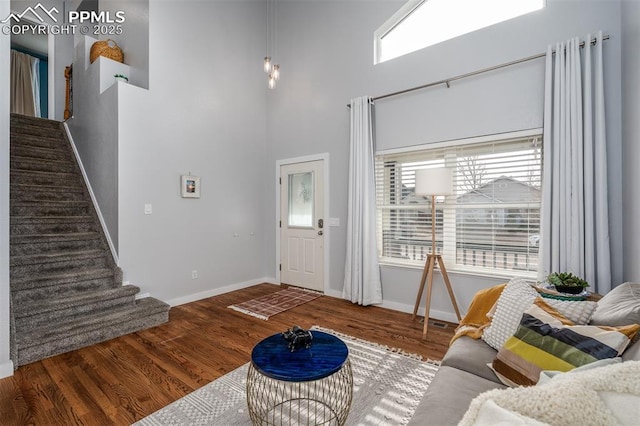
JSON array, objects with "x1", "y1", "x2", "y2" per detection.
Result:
[
  {"x1": 62, "y1": 122, "x2": 119, "y2": 265},
  {"x1": 380, "y1": 299, "x2": 460, "y2": 324},
  {"x1": 324, "y1": 289, "x2": 342, "y2": 298},
  {"x1": 0, "y1": 359, "x2": 15, "y2": 379},
  {"x1": 166, "y1": 277, "x2": 278, "y2": 307}
]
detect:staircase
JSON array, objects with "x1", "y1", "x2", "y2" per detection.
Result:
[{"x1": 9, "y1": 113, "x2": 170, "y2": 367}]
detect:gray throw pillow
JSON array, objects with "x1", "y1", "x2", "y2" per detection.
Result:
[{"x1": 590, "y1": 282, "x2": 640, "y2": 326}]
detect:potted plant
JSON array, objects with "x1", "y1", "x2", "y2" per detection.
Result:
[
  {"x1": 114, "y1": 74, "x2": 129, "y2": 83},
  {"x1": 547, "y1": 272, "x2": 589, "y2": 294}
]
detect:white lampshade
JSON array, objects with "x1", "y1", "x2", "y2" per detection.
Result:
[{"x1": 415, "y1": 168, "x2": 453, "y2": 196}]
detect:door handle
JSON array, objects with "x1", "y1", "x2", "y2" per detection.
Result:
[
  {"x1": 318, "y1": 230, "x2": 323, "y2": 236},
  {"x1": 318, "y1": 219, "x2": 324, "y2": 229}
]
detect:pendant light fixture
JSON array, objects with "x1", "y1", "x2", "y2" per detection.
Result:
[{"x1": 264, "y1": 0, "x2": 280, "y2": 89}]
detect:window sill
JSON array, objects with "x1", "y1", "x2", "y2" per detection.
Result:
[{"x1": 378, "y1": 260, "x2": 538, "y2": 282}]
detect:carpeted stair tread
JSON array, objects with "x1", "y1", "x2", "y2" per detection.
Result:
[
  {"x1": 10, "y1": 267, "x2": 117, "y2": 290},
  {"x1": 10, "y1": 113, "x2": 61, "y2": 128},
  {"x1": 16, "y1": 299, "x2": 170, "y2": 366},
  {"x1": 11, "y1": 144, "x2": 71, "y2": 160},
  {"x1": 11, "y1": 249, "x2": 105, "y2": 266},
  {"x1": 11, "y1": 168, "x2": 78, "y2": 179},
  {"x1": 10, "y1": 216, "x2": 99, "y2": 235},
  {"x1": 10, "y1": 184, "x2": 86, "y2": 201},
  {"x1": 11, "y1": 231, "x2": 101, "y2": 244},
  {"x1": 11, "y1": 136, "x2": 66, "y2": 149},
  {"x1": 11, "y1": 215, "x2": 95, "y2": 224},
  {"x1": 10, "y1": 124, "x2": 65, "y2": 137},
  {"x1": 10, "y1": 155, "x2": 76, "y2": 173},
  {"x1": 16, "y1": 298, "x2": 170, "y2": 347},
  {"x1": 14, "y1": 285, "x2": 140, "y2": 319},
  {"x1": 11, "y1": 200, "x2": 91, "y2": 217}
]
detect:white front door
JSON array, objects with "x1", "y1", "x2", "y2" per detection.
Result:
[{"x1": 280, "y1": 160, "x2": 324, "y2": 291}]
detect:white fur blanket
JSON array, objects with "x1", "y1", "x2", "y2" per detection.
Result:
[{"x1": 459, "y1": 361, "x2": 640, "y2": 426}]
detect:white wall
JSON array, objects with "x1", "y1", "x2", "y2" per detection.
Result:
[
  {"x1": 116, "y1": 0, "x2": 269, "y2": 303},
  {"x1": 1, "y1": 0, "x2": 14, "y2": 379},
  {"x1": 266, "y1": 0, "x2": 625, "y2": 320},
  {"x1": 66, "y1": 36, "x2": 120, "y2": 250},
  {"x1": 100, "y1": 0, "x2": 149, "y2": 89},
  {"x1": 622, "y1": 0, "x2": 640, "y2": 283}
]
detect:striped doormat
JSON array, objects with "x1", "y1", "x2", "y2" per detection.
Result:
[{"x1": 228, "y1": 287, "x2": 322, "y2": 320}]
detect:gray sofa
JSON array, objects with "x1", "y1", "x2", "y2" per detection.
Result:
[{"x1": 408, "y1": 282, "x2": 640, "y2": 425}]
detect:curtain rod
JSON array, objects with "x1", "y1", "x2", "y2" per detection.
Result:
[{"x1": 348, "y1": 34, "x2": 609, "y2": 107}]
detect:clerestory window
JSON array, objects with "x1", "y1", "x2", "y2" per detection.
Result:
[{"x1": 375, "y1": 0, "x2": 546, "y2": 63}]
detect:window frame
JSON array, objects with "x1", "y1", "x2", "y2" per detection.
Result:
[
  {"x1": 374, "y1": 0, "x2": 546, "y2": 64},
  {"x1": 375, "y1": 129, "x2": 543, "y2": 279}
]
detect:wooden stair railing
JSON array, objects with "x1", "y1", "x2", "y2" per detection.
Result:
[{"x1": 64, "y1": 65, "x2": 73, "y2": 120}]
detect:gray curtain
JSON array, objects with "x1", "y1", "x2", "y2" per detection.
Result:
[
  {"x1": 10, "y1": 49, "x2": 37, "y2": 117},
  {"x1": 539, "y1": 31, "x2": 611, "y2": 293},
  {"x1": 343, "y1": 96, "x2": 383, "y2": 305}
]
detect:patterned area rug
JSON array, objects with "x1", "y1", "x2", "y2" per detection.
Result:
[
  {"x1": 135, "y1": 327, "x2": 440, "y2": 426},
  {"x1": 227, "y1": 287, "x2": 322, "y2": 320}
]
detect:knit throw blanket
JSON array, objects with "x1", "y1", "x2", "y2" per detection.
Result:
[{"x1": 459, "y1": 360, "x2": 640, "y2": 426}]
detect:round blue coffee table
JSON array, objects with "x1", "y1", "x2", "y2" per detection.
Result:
[{"x1": 246, "y1": 331, "x2": 353, "y2": 425}]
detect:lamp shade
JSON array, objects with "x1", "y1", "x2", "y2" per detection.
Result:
[{"x1": 415, "y1": 168, "x2": 453, "y2": 196}]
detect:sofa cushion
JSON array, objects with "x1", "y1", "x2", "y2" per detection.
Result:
[
  {"x1": 442, "y1": 336, "x2": 500, "y2": 383},
  {"x1": 408, "y1": 366, "x2": 506, "y2": 426},
  {"x1": 492, "y1": 298, "x2": 640, "y2": 386},
  {"x1": 590, "y1": 282, "x2": 640, "y2": 326},
  {"x1": 482, "y1": 278, "x2": 539, "y2": 350}
]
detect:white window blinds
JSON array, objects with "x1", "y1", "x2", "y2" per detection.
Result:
[{"x1": 375, "y1": 133, "x2": 542, "y2": 277}]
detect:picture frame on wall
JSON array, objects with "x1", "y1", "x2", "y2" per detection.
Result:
[{"x1": 181, "y1": 175, "x2": 200, "y2": 198}]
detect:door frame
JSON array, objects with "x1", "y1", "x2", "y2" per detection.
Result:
[{"x1": 275, "y1": 153, "x2": 330, "y2": 292}]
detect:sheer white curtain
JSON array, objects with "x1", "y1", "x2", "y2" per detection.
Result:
[
  {"x1": 10, "y1": 49, "x2": 38, "y2": 117},
  {"x1": 343, "y1": 96, "x2": 382, "y2": 305},
  {"x1": 540, "y1": 31, "x2": 611, "y2": 293}
]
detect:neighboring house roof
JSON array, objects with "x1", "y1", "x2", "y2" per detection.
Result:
[{"x1": 457, "y1": 176, "x2": 541, "y2": 204}]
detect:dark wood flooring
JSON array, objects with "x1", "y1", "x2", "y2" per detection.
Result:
[{"x1": 0, "y1": 283, "x2": 456, "y2": 425}]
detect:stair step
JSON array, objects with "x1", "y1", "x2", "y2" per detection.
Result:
[
  {"x1": 11, "y1": 248, "x2": 106, "y2": 266},
  {"x1": 10, "y1": 132, "x2": 67, "y2": 149},
  {"x1": 15, "y1": 286, "x2": 141, "y2": 330},
  {"x1": 10, "y1": 249, "x2": 109, "y2": 279},
  {"x1": 10, "y1": 155, "x2": 77, "y2": 174},
  {"x1": 16, "y1": 298, "x2": 170, "y2": 366},
  {"x1": 10, "y1": 216, "x2": 98, "y2": 235},
  {"x1": 10, "y1": 184, "x2": 87, "y2": 202},
  {"x1": 11, "y1": 200, "x2": 91, "y2": 217},
  {"x1": 10, "y1": 123, "x2": 65, "y2": 138},
  {"x1": 11, "y1": 144, "x2": 71, "y2": 161},
  {"x1": 11, "y1": 268, "x2": 117, "y2": 302},
  {"x1": 11, "y1": 231, "x2": 101, "y2": 244},
  {"x1": 11, "y1": 169, "x2": 80, "y2": 187},
  {"x1": 10, "y1": 113, "x2": 62, "y2": 129},
  {"x1": 10, "y1": 232, "x2": 104, "y2": 256}
]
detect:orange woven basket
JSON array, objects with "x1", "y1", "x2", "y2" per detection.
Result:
[{"x1": 90, "y1": 39, "x2": 124, "y2": 64}]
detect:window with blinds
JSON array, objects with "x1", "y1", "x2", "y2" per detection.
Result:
[{"x1": 375, "y1": 133, "x2": 542, "y2": 277}]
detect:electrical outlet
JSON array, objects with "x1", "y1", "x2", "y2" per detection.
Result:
[{"x1": 191, "y1": 270, "x2": 198, "y2": 279}]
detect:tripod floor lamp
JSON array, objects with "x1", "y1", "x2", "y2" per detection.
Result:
[{"x1": 412, "y1": 167, "x2": 462, "y2": 339}]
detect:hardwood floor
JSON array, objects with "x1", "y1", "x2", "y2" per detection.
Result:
[{"x1": 0, "y1": 284, "x2": 456, "y2": 425}]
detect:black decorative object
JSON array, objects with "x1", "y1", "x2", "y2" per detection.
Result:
[{"x1": 281, "y1": 326, "x2": 313, "y2": 352}]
